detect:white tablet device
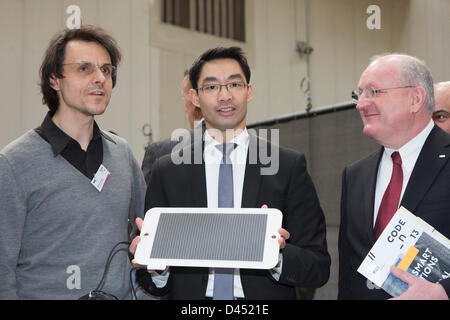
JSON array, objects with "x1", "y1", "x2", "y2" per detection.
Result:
[{"x1": 134, "y1": 207, "x2": 283, "y2": 270}]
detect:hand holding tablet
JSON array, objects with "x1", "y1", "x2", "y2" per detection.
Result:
[{"x1": 131, "y1": 207, "x2": 285, "y2": 271}]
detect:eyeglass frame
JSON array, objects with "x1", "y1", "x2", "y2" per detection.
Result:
[
  {"x1": 196, "y1": 81, "x2": 249, "y2": 95},
  {"x1": 351, "y1": 85, "x2": 416, "y2": 103},
  {"x1": 62, "y1": 61, "x2": 117, "y2": 78}
]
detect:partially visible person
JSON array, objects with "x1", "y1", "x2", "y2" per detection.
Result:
[
  {"x1": 0, "y1": 25, "x2": 146, "y2": 299},
  {"x1": 182, "y1": 69, "x2": 204, "y2": 130},
  {"x1": 339, "y1": 53, "x2": 450, "y2": 300},
  {"x1": 141, "y1": 69, "x2": 203, "y2": 185},
  {"x1": 433, "y1": 81, "x2": 450, "y2": 133}
]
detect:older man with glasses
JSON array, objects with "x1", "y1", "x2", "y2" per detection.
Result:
[{"x1": 339, "y1": 53, "x2": 450, "y2": 300}]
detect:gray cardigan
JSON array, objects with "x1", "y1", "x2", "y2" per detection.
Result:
[{"x1": 0, "y1": 130, "x2": 146, "y2": 299}]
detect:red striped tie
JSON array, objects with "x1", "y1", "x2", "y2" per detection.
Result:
[{"x1": 374, "y1": 152, "x2": 403, "y2": 239}]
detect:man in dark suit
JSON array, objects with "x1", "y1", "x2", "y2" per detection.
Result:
[
  {"x1": 141, "y1": 70, "x2": 203, "y2": 184},
  {"x1": 339, "y1": 53, "x2": 450, "y2": 300},
  {"x1": 130, "y1": 47, "x2": 330, "y2": 300}
]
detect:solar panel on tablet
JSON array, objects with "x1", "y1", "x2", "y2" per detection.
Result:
[{"x1": 150, "y1": 213, "x2": 267, "y2": 261}]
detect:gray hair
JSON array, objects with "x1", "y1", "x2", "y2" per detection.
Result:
[{"x1": 370, "y1": 53, "x2": 435, "y2": 114}]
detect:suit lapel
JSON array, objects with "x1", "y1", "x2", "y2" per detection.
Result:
[
  {"x1": 401, "y1": 126, "x2": 450, "y2": 213},
  {"x1": 188, "y1": 124, "x2": 207, "y2": 207},
  {"x1": 241, "y1": 133, "x2": 262, "y2": 208},
  {"x1": 189, "y1": 162, "x2": 207, "y2": 207},
  {"x1": 365, "y1": 148, "x2": 384, "y2": 244}
]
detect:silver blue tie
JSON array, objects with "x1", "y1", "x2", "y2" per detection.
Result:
[{"x1": 213, "y1": 143, "x2": 236, "y2": 300}]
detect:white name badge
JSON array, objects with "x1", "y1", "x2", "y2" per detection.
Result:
[{"x1": 91, "y1": 164, "x2": 110, "y2": 192}]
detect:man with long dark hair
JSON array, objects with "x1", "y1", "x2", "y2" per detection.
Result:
[{"x1": 0, "y1": 25, "x2": 146, "y2": 299}]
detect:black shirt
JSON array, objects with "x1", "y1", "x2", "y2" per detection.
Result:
[{"x1": 35, "y1": 112, "x2": 107, "y2": 180}]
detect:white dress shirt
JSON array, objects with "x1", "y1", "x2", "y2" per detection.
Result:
[
  {"x1": 151, "y1": 128, "x2": 281, "y2": 298},
  {"x1": 203, "y1": 128, "x2": 249, "y2": 298},
  {"x1": 373, "y1": 120, "x2": 435, "y2": 225}
]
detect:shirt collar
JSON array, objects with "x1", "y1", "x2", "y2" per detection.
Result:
[
  {"x1": 384, "y1": 119, "x2": 434, "y2": 169},
  {"x1": 193, "y1": 118, "x2": 204, "y2": 129},
  {"x1": 204, "y1": 128, "x2": 249, "y2": 150},
  {"x1": 39, "y1": 112, "x2": 103, "y2": 156}
]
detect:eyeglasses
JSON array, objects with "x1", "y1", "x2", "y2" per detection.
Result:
[
  {"x1": 62, "y1": 61, "x2": 116, "y2": 78},
  {"x1": 197, "y1": 81, "x2": 248, "y2": 95},
  {"x1": 351, "y1": 86, "x2": 415, "y2": 103}
]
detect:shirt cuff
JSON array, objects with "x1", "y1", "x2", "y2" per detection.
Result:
[
  {"x1": 269, "y1": 252, "x2": 283, "y2": 281},
  {"x1": 150, "y1": 268, "x2": 170, "y2": 288}
]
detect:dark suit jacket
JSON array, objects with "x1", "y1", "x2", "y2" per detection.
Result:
[
  {"x1": 141, "y1": 130, "x2": 194, "y2": 185},
  {"x1": 137, "y1": 132, "x2": 330, "y2": 300},
  {"x1": 142, "y1": 138, "x2": 178, "y2": 185},
  {"x1": 338, "y1": 125, "x2": 450, "y2": 299}
]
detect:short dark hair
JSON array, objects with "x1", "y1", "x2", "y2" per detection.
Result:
[
  {"x1": 39, "y1": 24, "x2": 122, "y2": 113},
  {"x1": 189, "y1": 47, "x2": 251, "y2": 90}
]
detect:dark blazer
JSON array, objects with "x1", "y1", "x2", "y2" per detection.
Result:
[
  {"x1": 141, "y1": 130, "x2": 195, "y2": 185},
  {"x1": 137, "y1": 132, "x2": 330, "y2": 300},
  {"x1": 142, "y1": 138, "x2": 178, "y2": 185},
  {"x1": 338, "y1": 125, "x2": 450, "y2": 299}
]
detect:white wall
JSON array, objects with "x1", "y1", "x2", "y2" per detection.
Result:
[
  {"x1": 146, "y1": 0, "x2": 253, "y2": 141},
  {"x1": 1, "y1": 0, "x2": 449, "y2": 161},
  {"x1": 0, "y1": 0, "x2": 151, "y2": 162},
  {"x1": 312, "y1": 0, "x2": 449, "y2": 109},
  {"x1": 147, "y1": 0, "x2": 450, "y2": 135}
]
